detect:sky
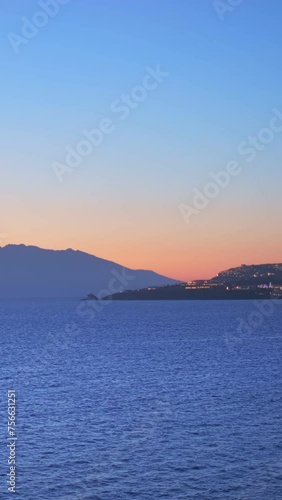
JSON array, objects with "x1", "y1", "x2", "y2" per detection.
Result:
[{"x1": 1, "y1": 0, "x2": 282, "y2": 281}]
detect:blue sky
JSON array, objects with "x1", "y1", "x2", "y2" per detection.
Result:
[{"x1": 0, "y1": 0, "x2": 282, "y2": 278}]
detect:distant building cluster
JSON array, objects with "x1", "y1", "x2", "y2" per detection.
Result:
[{"x1": 182, "y1": 263, "x2": 282, "y2": 298}]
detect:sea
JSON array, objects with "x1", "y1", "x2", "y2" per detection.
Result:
[{"x1": 0, "y1": 299, "x2": 281, "y2": 499}]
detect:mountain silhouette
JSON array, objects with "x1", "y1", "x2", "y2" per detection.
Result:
[{"x1": 0, "y1": 245, "x2": 178, "y2": 298}]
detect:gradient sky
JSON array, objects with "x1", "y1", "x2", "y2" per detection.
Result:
[{"x1": 1, "y1": 0, "x2": 282, "y2": 281}]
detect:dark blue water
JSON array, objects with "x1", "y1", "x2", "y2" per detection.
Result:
[{"x1": 0, "y1": 300, "x2": 281, "y2": 499}]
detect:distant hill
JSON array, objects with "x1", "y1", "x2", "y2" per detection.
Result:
[
  {"x1": 101, "y1": 262, "x2": 282, "y2": 301},
  {"x1": 103, "y1": 285, "x2": 271, "y2": 301},
  {"x1": 0, "y1": 245, "x2": 178, "y2": 298},
  {"x1": 211, "y1": 263, "x2": 282, "y2": 286}
]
